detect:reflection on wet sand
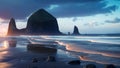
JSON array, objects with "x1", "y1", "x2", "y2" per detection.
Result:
[
  {"x1": 0, "y1": 51, "x2": 9, "y2": 61},
  {"x1": 0, "y1": 40, "x2": 17, "y2": 49},
  {"x1": 3, "y1": 41, "x2": 9, "y2": 49},
  {"x1": 0, "y1": 41, "x2": 9, "y2": 50},
  {"x1": 27, "y1": 44, "x2": 57, "y2": 53},
  {"x1": 0, "y1": 63, "x2": 11, "y2": 68},
  {"x1": 79, "y1": 55, "x2": 108, "y2": 65}
]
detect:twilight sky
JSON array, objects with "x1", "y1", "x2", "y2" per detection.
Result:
[{"x1": 0, "y1": 0, "x2": 120, "y2": 35}]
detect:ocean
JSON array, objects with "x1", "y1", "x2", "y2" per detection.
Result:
[{"x1": 0, "y1": 35, "x2": 120, "y2": 67}]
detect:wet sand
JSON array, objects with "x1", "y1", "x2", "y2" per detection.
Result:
[
  {"x1": 0, "y1": 36, "x2": 120, "y2": 68},
  {"x1": 0, "y1": 45, "x2": 120, "y2": 68}
]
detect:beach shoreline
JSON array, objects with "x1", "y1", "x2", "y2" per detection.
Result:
[{"x1": 0, "y1": 36, "x2": 120, "y2": 68}]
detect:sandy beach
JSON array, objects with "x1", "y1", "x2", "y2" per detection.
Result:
[
  {"x1": 0, "y1": 36, "x2": 120, "y2": 68},
  {"x1": 0, "y1": 47, "x2": 101, "y2": 68}
]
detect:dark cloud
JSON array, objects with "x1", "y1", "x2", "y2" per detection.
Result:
[
  {"x1": 0, "y1": 0, "x2": 48, "y2": 19},
  {"x1": 48, "y1": 1, "x2": 117, "y2": 18},
  {"x1": 0, "y1": 0, "x2": 118, "y2": 19},
  {"x1": 105, "y1": 18, "x2": 120, "y2": 23}
]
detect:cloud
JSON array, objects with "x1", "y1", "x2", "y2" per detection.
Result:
[
  {"x1": 105, "y1": 18, "x2": 120, "y2": 23},
  {"x1": 84, "y1": 22, "x2": 100, "y2": 26},
  {"x1": 0, "y1": 0, "x2": 118, "y2": 19},
  {"x1": 48, "y1": 1, "x2": 117, "y2": 18},
  {"x1": 72, "y1": 17, "x2": 78, "y2": 22},
  {"x1": 0, "y1": 0, "x2": 48, "y2": 19}
]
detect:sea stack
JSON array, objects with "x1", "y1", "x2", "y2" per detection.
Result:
[
  {"x1": 7, "y1": 18, "x2": 19, "y2": 35},
  {"x1": 72, "y1": 26, "x2": 80, "y2": 35},
  {"x1": 26, "y1": 9, "x2": 62, "y2": 35}
]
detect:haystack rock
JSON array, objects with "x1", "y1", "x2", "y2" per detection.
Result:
[
  {"x1": 26, "y1": 9, "x2": 62, "y2": 35},
  {"x1": 72, "y1": 26, "x2": 80, "y2": 35},
  {"x1": 7, "y1": 18, "x2": 19, "y2": 35}
]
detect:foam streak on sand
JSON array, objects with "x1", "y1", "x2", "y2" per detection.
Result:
[
  {"x1": 46, "y1": 36, "x2": 120, "y2": 66},
  {"x1": 56, "y1": 40, "x2": 120, "y2": 57},
  {"x1": 66, "y1": 42, "x2": 120, "y2": 58},
  {"x1": 56, "y1": 41, "x2": 120, "y2": 65}
]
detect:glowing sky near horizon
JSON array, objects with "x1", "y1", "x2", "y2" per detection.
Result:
[{"x1": 0, "y1": 0, "x2": 120, "y2": 36}]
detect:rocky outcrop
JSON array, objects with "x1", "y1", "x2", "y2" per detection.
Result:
[
  {"x1": 27, "y1": 44, "x2": 57, "y2": 53},
  {"x1": 68, "y1": 60, "x2": 81, "y2": 65},
  {"x1": 7, "y1": 9, "x2": 63, "y2": 35},
  {"x1": 7, "y1": 18, "x2": 19, "y2": 35},
  {"x1": 72, "y1": 26, "x2": 80, "y2": 35},
  {"x1": 26, "y1": 9, "x2": 62, "y2": 35}
]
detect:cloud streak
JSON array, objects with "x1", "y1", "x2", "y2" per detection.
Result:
[{"x1": 105, "y1": 18, "x2": 120, "y2": 23}]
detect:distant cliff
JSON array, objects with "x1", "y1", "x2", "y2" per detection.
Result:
[
  {"x1": 7, "y1": 9, "x2": 62, "y2": 35},
  {"x1": 72, "y1": 26, "x2": 80, "y2": 35}
]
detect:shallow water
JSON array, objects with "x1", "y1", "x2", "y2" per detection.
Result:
[
  {"x1": 0, "y1": 35, "x2": 120, "y2": 66},
  {"x1": 45, "y1": 36, "x2": 120, "y2": 66}
]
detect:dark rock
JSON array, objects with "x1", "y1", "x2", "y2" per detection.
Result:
[
  {"x1": 68, "y1": 60, "x2": 81, "y2": 65},
  {"x1": 7, "y1": 18, "x2": 26, "y2": 35},
  {"x1": 68, "y1": 32, "x2": 71, "y2": 35},
  {"x1": 46, "y1": 56, "x2": 56, "y2": 62},
  {"x1": 26, "y1": 9, "x2": 62, "y2": 35},
  {"x1": 8, "y1": 40, "x2": 17, "y2": 47},
  {"x1": 7, "y1": 18, "x2": 18, "y2": 35},
  {"x1": 18, "y1": 28, "x2": 26, "y2": 35},
  {"x1": 72, "y1": 26, "x2": 80, "y2": 35},
  {"x1": 85, "y1": 64, "x2": 96, "y2": 68},
  {"x1": 105, "y1": 64, "x2": 116, "y2": 68},
  {"x1": 27, "y1": 44, "x2": 57, "y2": 53},
  {"x1": 32, "y1": 58, "x2": 38, "y2": 63}
]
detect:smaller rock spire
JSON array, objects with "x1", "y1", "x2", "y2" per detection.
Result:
[
  {"x1": 72, "y1": 26, "x2": 80, "y2": 35},
  {"x1": 7, "y1": 18, "x2": 18, "y2": 35}
]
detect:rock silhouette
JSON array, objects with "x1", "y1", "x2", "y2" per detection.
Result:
[
  {"x1": 72, "y1": 26, "x2": 80, "y2": 35},
  {"x1": 7, "y1": 18, "x2": 19, "y2": 35},
  {"x1": 26, "y1": 9, "x2": 61, "y2": 35},
  {"x1": 7, "y1": 9, "x2": 62, "y2": 35},
  {"x1": 68, "y1": 60, "x2": 81, "y2": 65}
]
